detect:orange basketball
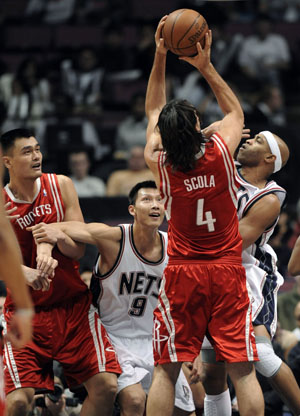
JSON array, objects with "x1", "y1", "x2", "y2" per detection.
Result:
[{"x1": 162, "y1": 9, "x2": 209, "y2": 56}]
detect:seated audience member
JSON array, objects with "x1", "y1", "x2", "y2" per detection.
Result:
[
  {"x1": 25, "y1": 0, "x2": 77, "y2": 24},
  {"x1": 238, "y1": 14, "x2": 291, "y2": 88},
  {"x1": 68, "y1": 148, "x2": 106, "y2": 198},
  {"x1": 276, "y1": 325, "x2": 299, "y2": 362},
  {"x1": 246, "y1": 85, "x2": 287, "y2": 128},
  {"x1": 61, "y1": 47, "x2": 104, "y2": 116},
  {"x1": 288, "y1": 340, "x2": 300, "y2": 387},
  {"x1": 35, "y1": 93, "x2": 107, "y2": 166},
  {"x1": 106, "y1": 146, "x2": 154, "y2": 196},
  {"x1": 114, "y1": 94, "x2": 148, "y2": 159},
  {"x1": 278, "y1": 276, "x2": 300, "y2": 331},
  {"x1": 0, "y1": 57, "x2": 52, "y2": 132}
]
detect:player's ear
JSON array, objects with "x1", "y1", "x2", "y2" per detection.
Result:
[
  {"x1": 128, "y1": 204, "x2": 136, "y2": 217},
  {"x1": 2, "y1": 156, "x2": 11, "y2": 169},
  {"x1": 265, "y1": 153, "x2": 276, "y2": 167}
]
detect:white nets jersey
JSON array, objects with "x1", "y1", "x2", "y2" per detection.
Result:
[
  {"x1": 91, "y1": 224, "x2": 168, "y2": 338},
  {"x1": 236, "y1": 168, "x2": 286, "y2": 336}
]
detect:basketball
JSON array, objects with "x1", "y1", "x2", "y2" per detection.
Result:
[{"x1": 162, "y1": 9, "x2": 209, "y2": 56}]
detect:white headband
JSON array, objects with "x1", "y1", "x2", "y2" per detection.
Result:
[{"x1": 260, "y1": 130, "x2": 282, "y2": 173}]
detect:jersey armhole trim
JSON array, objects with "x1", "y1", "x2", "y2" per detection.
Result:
[{"x1": 93, "y1": 225, "x2": 125, "y2": 279}]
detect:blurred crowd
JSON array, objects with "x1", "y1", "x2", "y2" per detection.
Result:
[
  {"x1": 0, "y1": 1, "x2": 300, "y2": 276},
  {"x1": 0, "y1": 1, "x2": 300, "y2": 415}
]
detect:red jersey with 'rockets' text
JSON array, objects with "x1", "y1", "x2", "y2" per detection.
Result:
[
  {"x1": 3, "y1": 173, "x2": 87, "y2": 308},
  {"x1": 158, "y1": 133, "x2": 242, "y2": 262}
]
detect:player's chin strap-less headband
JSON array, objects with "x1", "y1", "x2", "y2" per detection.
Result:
[{"x1": 260, "y1": 130, "x2": 282, "y2": 173}]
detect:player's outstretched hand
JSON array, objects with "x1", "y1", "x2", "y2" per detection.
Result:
[
  {"x1": 4, "y1": 202, "x2": 20, "y2": 220},
  {"x1": 179, "y1": 30, "x2": 212, "y2": 71},
  {"x1": 5, "y1": 308, "x2": 33, "y2": 349},
  {"x1": 155, "y1": 15, "x2": 168, "y2": 55}
]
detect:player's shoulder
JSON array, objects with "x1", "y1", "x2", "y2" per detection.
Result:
[{"x1": 56, "y1": 174, "x2": 73, "y2": 186}]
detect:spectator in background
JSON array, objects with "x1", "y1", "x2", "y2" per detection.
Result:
[
  {"x1": 100, "y1": 24, "x2": 131, "y2": 75},
  {"x1": 259, "y1": 0, "x2": 300, "y2": 22},
  {"x1": 278, "y1": 276, "x2": 300, "y2": 331},
  {"x1": 0, "y1": 76, "x2": 29, "y2": 132},
  {"x1": 114, "y1": 94, "x2": 148, "y2": 159},
  {"x1": 238, "y1": 14, "x2": 291, "y2": 88},
  {"x1": 35, "y1": 93, "x2": 108, "y2": 169},
  {"x1": 199, "y1": 83, "x2": 252, "y2": 127},
  {"x1": 132, "y1": 23, "x2": 156, "y2": 80},
  {"x1": 68, "y1": 148, "x2": 106, "y2": 198},
  {"x1": 106, "y1": 146, "x2": 154, "y2": 196},
  {"x1": 0, "y1": 57, "x2": 52, "y2": 132},
  {"x1": 278, "y1": 235, "x2": 300, "y2": 331},
  {"x1": 25, "y1": 0, "x2": 77, "y2": 25},
  {"x1": 61, "y1": 47, "x2": 104, "y2": 116},
  {"x1": 247, "y1": 85, "x2": 287, "y2": 128}
]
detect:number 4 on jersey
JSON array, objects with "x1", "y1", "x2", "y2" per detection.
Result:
[{"x1": 196, "y1": 198, "x2": 216, "y2": 232}]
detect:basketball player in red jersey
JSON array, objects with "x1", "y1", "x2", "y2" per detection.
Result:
[
  {"x1": 0, "y1": 152, "x2": 33, "y2": 416},
  {"x1": 144, "y1": 16, "x2": 264, "y2": 416},
  {"x1": 0, "y1": 128, "x2": 121, "y2": 416}
]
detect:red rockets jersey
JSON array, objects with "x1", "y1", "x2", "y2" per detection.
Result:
[
  {"x1": 158, "y1": 133, "x2": 242, "y2": 262},
  {"x1": 3, "y1": 173, "x2": 87, "y2": 308}
]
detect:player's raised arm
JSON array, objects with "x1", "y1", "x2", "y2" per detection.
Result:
[
  {"x1": 144, "y1": 16, "x2": 168, "y2": 181},
  {"x1": 179, "y1": 32, "x2": 244, "y2": 155}
]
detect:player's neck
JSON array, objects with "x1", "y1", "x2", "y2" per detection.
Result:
[
  {"x1": 132, "y1": 224, "x2": 161, "y2": 258},
  {"x1": 8, "y1": 176, "x2": 39, "y2": 202},
  {"x1": 240, "y1": 166, "x2": 268, "y2": 189}
]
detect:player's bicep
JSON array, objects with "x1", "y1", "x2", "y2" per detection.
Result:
[
  {"x1": 239, "y1": 194, "x2": 280, "y2": 250},
  {"x1": 58, "y1": 175, "x2": 84, "y2": 222},
  {"x1": 86, "y1": 223, "x2": 121, "y2": 246}
]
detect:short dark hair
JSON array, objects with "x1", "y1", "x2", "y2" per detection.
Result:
[
  {"x1": 128, "y1": 180, "x2": 157, "y2": 205},
  {"x1": 0, "y1": 128, "x2": 35, "y2": 154},
  {"x1": 157, "y1": 99, "x2": 205, "y2": 172}
]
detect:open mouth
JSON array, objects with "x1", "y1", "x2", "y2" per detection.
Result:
[
  {"x1": 32, "y1": 163, "x2": 41, "y2": 169},
  {"x1": 149, "y1": 213, "x2": 160, "y2": 218}
]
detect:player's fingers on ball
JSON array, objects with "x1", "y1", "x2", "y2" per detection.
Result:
[{"x1": 208, "y1": 30, "x2": 212, "y2": 45}]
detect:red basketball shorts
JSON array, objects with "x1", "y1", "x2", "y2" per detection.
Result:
[
  {"x1": 3, "y1": 292, "x2": 121, "y2": 395},
  {"x1": 153, "y1": 261, "x2": 258, "y2": 364}
]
